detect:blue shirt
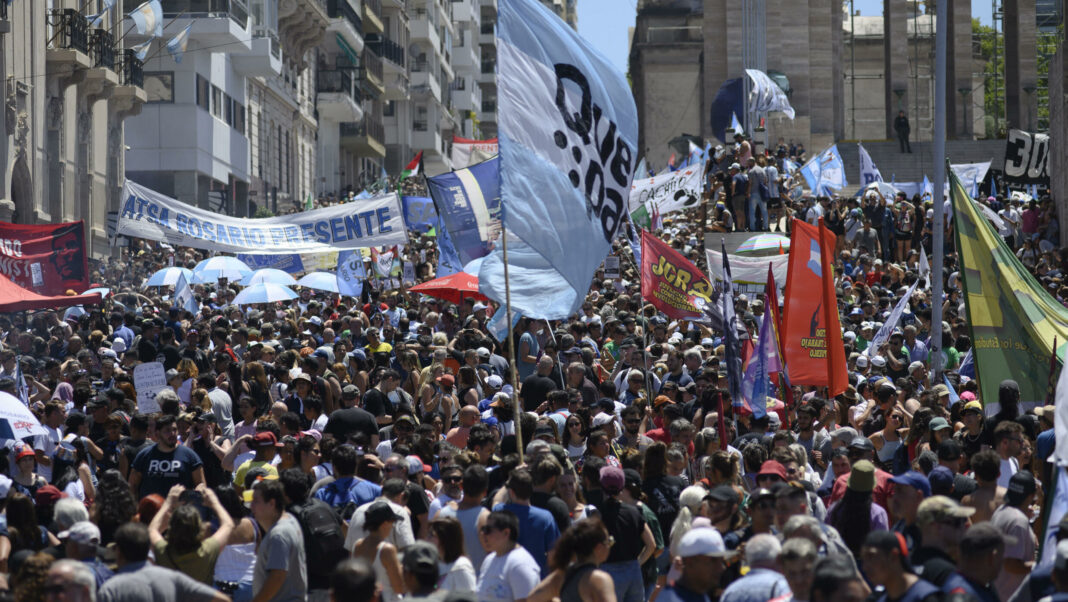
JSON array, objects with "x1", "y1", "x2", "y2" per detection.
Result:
[
  {"x1": 1037, "y1": 428, "x2": 1056, "y2": 464},
  {"x1": 656, "y1": 583, "x2": 709, "y2": 602},
  {"x1": 493, "y1": 502, "x2": 560, "y2": 577},
  {"x1": 942, "y1": 573, "x2": 999, "y2": 602},
  {"x1": 720, "y1": 568, "x2": 790, "y2": 602},
  {"x1": 314, "y1": 476, "x2": 382, "y2": 510},
  {"x1": 114, "y1": 325, "x2": 135, "y2": 348}
]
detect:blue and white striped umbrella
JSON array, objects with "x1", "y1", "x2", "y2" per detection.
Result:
[
  {"x1": 296, "y1": 271, "x2": 340, "y2": 293},
  {"x1": 191, "y1": 256, "x2": 251, "y2": 284},
  {"x1": 239, "y1": 268, "x2": 298, "y2": 287},
  {"x1": 232, "y1": 283, "x2": 298, "y2": 305},
  {"x1": 143, "y1": 267, "x2": 194, "y2": 288}
]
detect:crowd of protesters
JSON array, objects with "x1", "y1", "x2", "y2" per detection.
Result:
[{"x1": 0, "y1": 134, "x2": 1061, "y2": 602}]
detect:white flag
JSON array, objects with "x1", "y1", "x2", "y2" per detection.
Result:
[
  {"x1": 865, "y1": 280, "x2": 920, "y2": 357},
  {"x1": 918, "y1": 251, "x2": 931, "y2": 284},
  {"x1": 858, "y1": 143, "x2": 884, "y2": 186}
]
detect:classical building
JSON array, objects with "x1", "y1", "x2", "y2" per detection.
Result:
[{"x1": 0, "y1": 0, "x2": 147, "y2": 257}]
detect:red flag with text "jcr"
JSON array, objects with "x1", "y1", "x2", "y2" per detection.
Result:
[
  {"x1": 781, "y1": 219, "x2": 848, "y2": 396},
  {"x1": 640, "y1": 230, "x2": 714, "y2": 321}
]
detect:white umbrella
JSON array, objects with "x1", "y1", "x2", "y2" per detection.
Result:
[
  {"x1": 192, "y1": 256, "x2": 251, "y2": 284},
  {"x1": 232, "y1": 283, "x2": 299, "y2": 305},
  {"x1": 239, "y1": 268, "x2": 298, "y2": 287},
  {"x1": 0, "y1": 392, "x2": 48, "y2": 440},
  {"x1": 296, "y1": 272, "x2": 340, "y2": 293},
  {"x1": 143, "y1": 267, "x2": 195, "y2": 288}
]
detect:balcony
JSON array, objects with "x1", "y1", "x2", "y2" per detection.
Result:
[
  {"x1": 47, "y1": 9, "x2": 92, "y2": 73},
  {"x1": 480, "y1": 99, "x2": 496, "y2": 124},
  {"x1": 341, "y1": 120, "x2": 385, "y2": 157},
  {"x1": 411, "y1": 66, "x2": 440, "y2": 101},
  {"x1": 365, "y1": 33, "x2": 404, "y2": 72},
  {"x1": 411, "y1": 9, "x2": 441, "y2": 49},
  {"x1": 84, "y1": 29, "x2": 121, "y2": 99},
  {"x1": 112, "y1": 50, "x2": 148, "y2": 114},
  {"x1": 641, "y1": 26, "x2": 701, "y2": 45},
  {"x1": 362, "y1": 0, "x2": 383, "y2": 34},
  {"x1": 479, "y1": 20, "x2": 495, "y2": 46},
  {"x1": 123, "y1": 0, "x2": 249, "y2": 27},
  {"x1": 478, "y1": 59, "x2": 495, "y2": 87},
  {"x1": 327, "y1": 0, "x2": 364, "y2": 54},
  {"x1": 359, "y1": 47, "x2": 384, "y2": 96},
  {"x1": 121, "y1": 0, "x2": 251, "y2": 48},
  {"x1": 232, "y1": 29, "x2": 283, "y2": 76},
  {"x1": 317, "y1": 68, "x2": 365, "y2": 123}
]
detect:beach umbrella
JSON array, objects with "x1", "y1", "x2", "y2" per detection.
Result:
[
  {"x1": 409, "y1": 271, "x2": 487, "y2": 304},
  {"x1": 232, "y1": 283, "x2": 298, "y2": 305},
  {"x1": 143, "y1": 267, "x2": 194, "y2": 288},
  {"x1": 82, "y1": 287, "x2": 112, "y2": 297},
  {"x1": 191, "y1": 256, "x2": 251, "y2": 283},
  {"x1": 239, "y1": 268, "x2": 298, "y2": 287},
  {"x1": 296, "y1": 272, "x2": 340, "y2": 293},
  {"x1": 0, "y1": 392, "x2": 48, "y2": 439},
  {"x1": 735, "y1": 233, "x2": 791, "y2": 256}
]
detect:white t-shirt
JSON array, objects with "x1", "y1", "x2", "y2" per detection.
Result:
[
  {"x1": 428, "y1": 492, "x2": 460, "y2": 519},
  {"x1": 997, "y1": 456, "x2": 1019, "y2": 489},
  {"x1": 991, "y1": 504, "x2": 1036, "y2": 601},
  {"x1": 478, "y1": 546, "x2": 541, "y2": 602},
  {"x1": 34, "y1": 425, "x2": 63, "y2": 481},
  {"x1": 440, "y1": 556, "x2": 478, "y2": 593}
]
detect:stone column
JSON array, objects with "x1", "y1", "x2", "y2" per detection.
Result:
[
  {"x1": 884, "y1": 0, "x2": 909, "y2": 138},
  {"x1": 945, "y1": 0, "x2": 973, "y2": 137},
  {"x1": 1004, "y1": 0, "x2": 1038, "y2": 131}
]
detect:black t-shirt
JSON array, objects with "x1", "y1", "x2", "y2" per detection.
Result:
[
  {"x1": 121, "y1": 437, "x2": 152, "y2": 476},
  {"x1": 599, "y1": 497, "x2": 645, "y2": 563},
  {"x1": 131, "y1": 443, "x2": 203, "y2": 499},
  {"x1": 159, "y1": 344, "x2": 181, "y2": 370},
  {"x1": 530, "y1": 490, "x2": 571, "y2": 534},
  {"x1": 520, "y1": 374, "x2": 557, "y2": 412},
  {"x1": 642, "y1": 475, "x2": 685, "y2": 542},
  {"x1": 191, "y1": 437, "x2": 228, "y2": 488},
  {"x1": 94, "y1": 436, "x2": 122, "y2": 472},
  {"x1": 137, "y1": 337, "x2": 158, "y2": 363},
  {"x1": 323, "y1": 407, "x2": 379, "y2": 444},
  {"x1": 407, "y1": 481, "x2": 430, "y2": 535},
  {"x1": 362, "y1": 388, "x2": 394, "y2": 420},
  {"x1": 911, "y1": 546, "x2": 956, "y2": 587}
]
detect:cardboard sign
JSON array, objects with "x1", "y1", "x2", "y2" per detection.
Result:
[
  {"x1": 133, "y1": 362, "x2": 167, "y2": 414},
  {"x1": 604, "y1": 255, "x2": 620, "y2": 279}
]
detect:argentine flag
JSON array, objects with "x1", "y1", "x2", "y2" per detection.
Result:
[
  {"x1": 129, "y1": 0, "x2": 163, "y2": 37},
  {"x1": 166, "y1": 24, "x2": 193, "y2": 63}
]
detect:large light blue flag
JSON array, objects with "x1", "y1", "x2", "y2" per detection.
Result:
[
  {"x1": 336, "y1": 250, "x2": 365, "y2": 297},
  {"x1": 857, "y1": 142, "x2": 883, "y2": 186},
  {"x1": 426, "y1": 157, "x2": 501, "y2": 265},
  {"x1": 402, "y1": 196, "x2": 437, "y2": 233},
  {"x1": 128, "y1": 0, "x2": 162, "y2": 37},
  {"x1": 173, "y1": 272, "x2": 199, "y2": 315},
  {"x1": 131, "y1": 39, "x2": 152, "y2": 61},
  {"x1": 88, "y1": 0, "x2": 116, "y2": 27},
  {"x1": 799, "y1": 144, "x2": 847, "y2": 196},
  {"x1": 479, "y1": 0, "x2": 638, "y2": 320},
  {"x1": 166, "y1": 23, "x2": 192, "y2": 63},
  {"x1": 487, "y1": 307, "x2": 522, "y2": 344},
  {"x1": 435, "y1": 215, "x2": 465, "y2": 277},
  {"x1": 742, "y1": 303, "x2": 782, "y2": 418},
  {"x1": 730, "y1": 112, "x2": 744, "y2": 135}
]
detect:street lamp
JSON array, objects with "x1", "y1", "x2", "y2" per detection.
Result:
[{"x1": 893, "y1": 86, "x2": 906, "y2": 110}]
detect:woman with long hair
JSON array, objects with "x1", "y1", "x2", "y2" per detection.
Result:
[
  {"x1": 213, "y1": 484, "x2": 259, "y2": 602},
  {"x1": 148, "y1": 483, "x2": 235, "y2": 585},
  {"x1": 352, "y1": 501, "x2": 405, "y2": 602},
  {"x1": 825, "y1": 460, "x2": 888, "y2": 557},
  {"x1": 399, "y1": 351, "x2": 422, "y2": 398},
  {"x1": 556, "y1": 470, "x2": 595, "y2": 523},
  {"x1": 419, "y1": 362, "x2": 446, "y2": 410},
  {"x1": 456, "y1": 366, "x2": 481, "y2": 407},
  {"x1": 2, "y1": 493, "x2": 55, "y2": 560},
  {"x1": 92, "y1": 469, "x2": 137, "y2": 546},
  {"x1": 526, "y1": 518, "x2": 616, "y2": 602},
  {"x1": 294, "y1": 434, "x2": 323, "y2": 479},
  {"x1": 244, "y1": 361, "x2": 269, "y2": 415},
  {"x1": 561, "y1": 414, "x2": 587, "y2": 461},
  {"x1": 233, "y1": 395, "x2": 259, "y2": 440},
  {"x1": 702, "y1": 450, "x2": 741, "y2": 489},
  {"x1": 641, "y1": 442, "x2": 685, "y2": 546},
  {"x1": 51, "y1": 439, "x2": 95, "y2": 502},
  {"x1": 667, "y1": 486, "x2": 710, "y2": 558},
  {"x1": 428, "y1": 516, "x2": 477, "y2": 593}
]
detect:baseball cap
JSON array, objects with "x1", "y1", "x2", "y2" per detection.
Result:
[
  {"x1": 14, "y1": 443, "x2": 35, "y2": 462},
  {"x1": 252, "y1": 432, "x2": 283, "y2": 448},
  {"x1": 960, "y1": 391, "x2": 977, "y2": 402},
  {"x1": 600, "y1": 466, "x2": 625, "y2": 494},
  {"x1": 962, "y1": 400, "x2": 983, "y2": 414},
  {"x1": 592, "y1": 413, "x2": 614, "y2": 428},
  {"x1": 916, "y1": 495, "x2": 975, "y2": 527},
  {"x1": 58, "y1": 521, "x2": 101, "y2": 545},
  {"x1": 757, "y1": 460, "x2": 789, "y2": 482},
  {"x1": 1006, "y1": 470, "x2": 1038, "y2": 506},
  {"x1": 401, "y1": 541, "x2": 439, "y2": 574},
  {"x1": 342, "y1": 384, "x2": 359, "y2": 398},
  {"x1": 476, "y1": 347, "x2": 491, "y2": 358},
  {"x1": 35, "y1": 485, "x2": 65, "y2": 506},
  {"x1": 707, "y1": 485, "x2": 740, "y2": 505},
  {"x1": 364, "y1": 501, "x2": 403, "y2": 526},
  {"x1": 871, "y1": 355, "x2": 887, "y2": 368},
  {"x1": 676, "y1": 527, "x2": 734, "y2": 558},
  {"x1": 931, "y1": 384, "x2": 950, "y2": 398},
  {"x1": 437, "y1": 374, "x2": 455, "y2": 387},
  {"x1": 848, "y1": 437, "x2": 875, "y2": 452},
  {"x1": 928, "y1": 417, "x2": 951, "y2": 432},
  {"x1": 928, "y1": 466, "x2": 955, "y2": 496},
  {"x1": 407, "y1": 455, "x2": 432, "y2": 476},
  {"x1": 890, "y1": 470, "x2": 932, "y2": 498},
  {"x1": 486, "y1": 375, "x2": 503, "y2": 389},
  {"x1": 855, "y1": 355, "x2": 869, "y2": 369}
]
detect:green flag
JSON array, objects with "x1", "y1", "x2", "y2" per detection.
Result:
[{"x1": 950, "y1": 168, "x2": 1068, "y2": 413}]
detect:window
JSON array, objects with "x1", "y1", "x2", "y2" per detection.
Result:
[
  {"x1": 211, "y1": 85, "x2": 223, "y2": 119},
  {"x1": 234, "y1": 103, "x2": 246, "y2": 135},
  {"x1": 144, "y1": 72, "x2": 174, "y2": 103},
  {"x1": 384, "y1": 100, "x2": 394, "y2": 117},
  {"x1": 196, "y1": 74, "x2": 209, "y2": 111},
  {"x1": 224, "y1": 94, "x2": 234, "y2": 126}
]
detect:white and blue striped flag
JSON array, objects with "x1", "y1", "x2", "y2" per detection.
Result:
[{"x1": 128, "y1": 0, "x2": 162, "y2": 37}]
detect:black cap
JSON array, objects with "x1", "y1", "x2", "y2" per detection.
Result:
[
  {"x1": 1006, "y1": 470, "x2": 1037, "y2": 506},
  {"x1": 848, "y1": 437, "x2": 875, "y2": 452},
  {"x1": 401, "y1": 541, "x2": 438, "y2": 574},
  {"x1": 706, "y1": 485, "x2": 740, "y2": 505}
]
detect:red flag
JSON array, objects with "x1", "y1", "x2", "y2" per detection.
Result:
[
  {"x1": 639, "y1": 230, "x2": 714, "y2": 320},
  {"x1": 0, "y1": 221, "x2": 89, "y2": 296},
  {"x1": 781, "y1": 219, "x2": 848, "y2": 395}
]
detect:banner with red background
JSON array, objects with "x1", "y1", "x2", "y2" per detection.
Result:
[
  {"x1": 0, "y1": 221, "x2": 89, "y2": 296},
  {"x1": 640, "y1": 230, "x2": 714, "y2": 320}
]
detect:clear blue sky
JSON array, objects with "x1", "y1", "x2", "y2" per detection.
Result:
[{"x1": 576, "y1": 0, "x2": 993, "y2": 76}]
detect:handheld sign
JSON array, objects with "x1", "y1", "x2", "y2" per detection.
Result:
[{"x1": 133, "y1": 362, "x2": 167, "y2": 414}]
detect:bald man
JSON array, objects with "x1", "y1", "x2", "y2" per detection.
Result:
[
  {"x1": 520, "y1": 355, "x2": 558, "y2": 413},
  {"x1": 446, "y1": 406, "x2": 482, "y2": 448}
]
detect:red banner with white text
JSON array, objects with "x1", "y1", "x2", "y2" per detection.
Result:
[{"x1": 640, "y1": 230, "x2": 714, "y2": 320}]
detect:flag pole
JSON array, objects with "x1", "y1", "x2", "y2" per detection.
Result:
[
  {"x1": 929, "y1": 0, "x2": 947, "y2": 386},
  {"x1": 817, "y1": 217, "x2": 838, "y2": 396},
  {"x1": 500, "y1": 227, "x2": 523, "y2": 466}
]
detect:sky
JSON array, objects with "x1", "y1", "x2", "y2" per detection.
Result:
[{"x1": 575, "y1": 0, "x2": 994, "y2": 77}]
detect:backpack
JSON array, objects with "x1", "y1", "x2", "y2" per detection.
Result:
[
  {"x1": 318, "y1": 478, "x2": 361, "y2": 521},
  {"x1": 290, "y1": 499, "x2": 347, "y2": 578}
]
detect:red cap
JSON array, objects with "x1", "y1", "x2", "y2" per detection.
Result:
[
  {"x1": 35, "y1": 485, "x2": 66, "y2": 506},
  {"x1": 15, "y1": 444, "x2": 35, "y2": 462},
  {"x1": 437, "y1": 374, "x2": 455, "y2": 386},
  {"x1": 757, "y1": 460, "x2": 789, "y2": 482},
  {"x1": 252, "y1": 432, "x2": 282, "y2": 448}
]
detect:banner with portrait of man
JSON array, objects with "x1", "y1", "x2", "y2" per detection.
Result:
[{"x1": 0, "y1": 221, "x2": 89, "y2": 296}]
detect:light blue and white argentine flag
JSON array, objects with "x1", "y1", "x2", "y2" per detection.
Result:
[
  {"x1": 166, "y1": 24, "x2": 192, "y2": 63},
  {"x1": 478, "y1": 0, "x2": 638, "y2": 320},
  {"x1": 730, "y1": 112, "x2": 744, "y2": 135},
  {"x1": 336, "y1": 250, "x2": 365, "y2": 298},
  {"x1": 864, "y1": 279, "x2": 919, "y2": 357},
  {"x1": 857, "y1": 142, "x2": 883, "y2": 186},
  {"x1": 173, "y1": 271, "x2": 199, "y2": 315},
  {"x1": 800, "y1": 144, "x2": 847, "y2": 196},
  {"x1": 131, "y1": 39, "x2": 152, "y2": 61},
  {"x1": 129, "y1": 0, "x2": 162, "y2": 37}
]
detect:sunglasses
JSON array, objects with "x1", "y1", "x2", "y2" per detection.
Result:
[
  {"x1": 480, "y1": 526, "x2": 498, "y2": 534},
  {"x1": 443, "y1": 476, "x2": 462, "y2": 483}
]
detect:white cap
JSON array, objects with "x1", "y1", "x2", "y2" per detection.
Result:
[
  {"x1": 58, "y1": 521, "x2": 101, "y2": 545},
  {"x1": 855, "y1": 355, "x2": 869, "y2": 369},
  {"x1": 676, "y1": 527, "x2": 734, "y2": 558},
  {"x1": 592, "y1": 413, "x2": 614, "y2": 428},
  {"x1": 472, "y1": 303, "x2": 488, "y2": 312},
  {"x1": 112, "y1": 338, "x2": 127, "y2": 354},
  {"x1": 871, "y1": 355, "x2": 887, "y2": 367}
]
